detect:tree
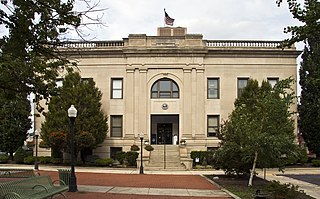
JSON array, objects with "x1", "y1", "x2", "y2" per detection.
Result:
[
  {"x1": 0, "y1": 0, "x2": 105, "y2": 111},
  {"x1": 40, "y1": 72, "x2": 108, "y2": 160},
  {"x1": 277, "y1": 0, "x2": 320, "y2": 157},
  {"x1": 0, "y1": 91, "x2": 31, "y2": 159},
  {"x1": 215, "y1": 78, "x2": 298, "y2": 186}
]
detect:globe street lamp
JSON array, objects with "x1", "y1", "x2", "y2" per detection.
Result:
[
  {"x1": 68, "y1": 105, "x2": 78, "y2": 192},
  {"x1": 34, "y1": 130, "x2": 39, "y2": 170},
  {"x1": 139, "y1": 132, "x2": 144, "y2": 174}
]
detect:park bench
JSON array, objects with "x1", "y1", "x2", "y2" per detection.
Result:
[
  {"x1": 0, "y1": 168, "x2": 38, "y2": 178},
  {"x1": 0, "y1": 175, "x2": 68, "y2": 199}
]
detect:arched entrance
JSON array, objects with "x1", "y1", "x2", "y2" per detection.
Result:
[{"x1": 150, "y1": 115, "x2": 179, "y2": 145}]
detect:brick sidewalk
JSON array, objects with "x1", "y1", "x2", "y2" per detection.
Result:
[{"x1": 39, "y1": 171, "x2": 232, "y2": 199}]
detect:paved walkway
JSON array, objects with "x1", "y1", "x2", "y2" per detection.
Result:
[
  {"x1": 256, "y1": 168, "x2": 320, "y2": 199},
  {"x1": 1, "y1": 164, "x2": 320, "y2": 198}
]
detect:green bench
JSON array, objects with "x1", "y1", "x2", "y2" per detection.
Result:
[
  {"x1": 0, "y1": 169, "x2": 38, "y2": 178},
  {"x1": 0, "y1": 175, "x2": 68, "y2": 199}
]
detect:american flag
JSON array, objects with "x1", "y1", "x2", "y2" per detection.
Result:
[{"x1": 164, "y1": 9, "x2": 174, "y2": 26}]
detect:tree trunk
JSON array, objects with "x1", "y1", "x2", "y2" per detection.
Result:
[{"x1": 248, "y1": 151, "x2": 258, "y2": 187}]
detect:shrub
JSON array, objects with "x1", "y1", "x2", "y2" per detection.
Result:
[
  {"x1": 94, "y1": 158, "x2": 113, "y2": 166},
  {"x1": 190, "y1": 151, "x2": 215, "y2": 167},
  {"x1": 311, "y1": 159, "x2": 320, "y2": 167},
  {"x1": 51, "y1": 158, "x2": 63, "y2": 164},
  {"x1": 14, "y1": 147, "x2": 28, "y2": 164},
  {"x1": 265, "y1": 180, "x2": 308, "y2": 199},
  {"x1": 130, "y1": 144, "x2": 140, "y2": 151},
  {"x1": 39, "y1": 156, "x2": 52, "y2": 164},
  {"x1": 115, "y1": 151, "x2": 126, "y2": 164},
  {"x1": 24, "y1": 156, "x2": 35, "y2": 164},
  {"x1": 125, "y1": 151, "x2": 138, "y2": 166},
  {"x1": 144, "y1": 145, "x2": 154, "y2": 151},
  {"x1": 84, "y1": 155, "x2": 100, "y2": 165},
  {"x1": 0, "y1": 154, "x2": 9, "y2": 163}
]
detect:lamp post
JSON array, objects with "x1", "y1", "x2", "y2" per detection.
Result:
[
  {"x1": 68, "y1": 105, "x2": 78, "y2": 192},
  {"x1": 139, "y1": 132, "x2": 144, "y2": 174},
  {"x1": 34, "y1": 130, "x2": 39, "y2": 170}
]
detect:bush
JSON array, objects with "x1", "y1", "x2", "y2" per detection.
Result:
[
  {"x1": 265, "y1": 180, "x2": 308, "y2": 199},
  {"x1": 0, "y1": 154, "x2": 9, "y2": 163},
  {"x1": 39, "y1": 156, "x2": 52, "y2": 164},
  {"x1": 94, "y1": 158, "x2": 113, "y2": 166},
  {"x1": 51, "y1": 158, "x2": 63, "y2": 164},
  {"x1": 125, "y1": 151, "x2": 138, "y2": 166},
  {"x1": 144, "y1": 145, "x2": 154, "y2": 151},
  {"x1": 190, "y1": 151, "x2": 215, "y2": 167},
  {"x1": 14, "y1": 147, "x2": 28, "y2": 164},
  {"x1": 130, "y1": 144, "x2": 140, "y2": 151},
  {"x1": 115, "y1": 151, "x2": 126, "y2": 164},
  {"x1": 84, "y1": 155, "x2": 100, "y2": 165},
  {"x1": 24, "y1": 156, "x2": 35, "y2": 164},
  {"x1": 311, "y1": 159, "x2": 320, "y2": 167}
]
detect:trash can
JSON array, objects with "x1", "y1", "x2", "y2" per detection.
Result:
[{"x1": 57, "y1": 169, "x2": 71, "y2": 185}]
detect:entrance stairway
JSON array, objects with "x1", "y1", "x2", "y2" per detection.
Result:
[{"x1": 145, "y1": 145, "x2": 185, "y2": 170}]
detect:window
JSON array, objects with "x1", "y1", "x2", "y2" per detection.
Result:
[
  {"x1": 208, "y1": 78, "x2": 219, "y2": 99},
  {"x1": 151, "y1": 78, "x2": 179, "y2": 98},
  {"x1": 111, "y1": 115, "x2": 123, "y2": 137},
  {"x1": 237, "y1": 78, "x2": 249, "y2": 98},
  {"x1": 267, "y1": 78, "x2": 279, "y2": 88},
  {"x1": 111, "y1": 78, "x2": 123, "y2": 99},
  {"x1": 110, "y1": 147, "x2": 122, "y2": 159},
  {"x1": 207, "y1": 115, "x2": 219, "y2": 137}
]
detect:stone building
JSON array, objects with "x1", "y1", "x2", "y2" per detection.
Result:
[{"x1": 36, "y1": 27, "x2": 300, "y2": 169}]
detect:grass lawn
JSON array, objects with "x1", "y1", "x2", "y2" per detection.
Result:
[{"x1": 205, "y1": 175, "x2": 314, "y2": 199}]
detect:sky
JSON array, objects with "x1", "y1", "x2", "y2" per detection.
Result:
[{"x1": 73, "y1": 0, "x2": 302, "y2": 44}]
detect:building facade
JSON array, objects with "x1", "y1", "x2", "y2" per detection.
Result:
[{"x1": 36, "y1": 27, "x2": 300, "y2": 164}]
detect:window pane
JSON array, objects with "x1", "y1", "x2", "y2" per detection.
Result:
[
  {"x1": 172, "y1": 83, "x2": 178, "y2": 91},
  {"x1": 208, "y1": 79, "x2": 217, "y2": 88},
  {"x1": 113, "y1": 79, "x2": 122, "y2": 89},
  {"x1": 111, "y1": 128, "x2": 122, "y2": 137},
  {"x1": 238, "y1": 79, "x2": 248, "y2": 88},
  {"x1": 113, "y1": 90, "x2": 122, "y2": 98},
  {"x1": 208, "y1": 117, "x2": 218, "y2": 126},
  {"x1": 268, "y1": 78, "x2": 278, "y2": 88},
  {"x1": 159, "y1": 81, "x2": 170, "y2": 91},
  {"x1": 208, "y1": 90, "x2": 218, "y2": 99},
  {"x1": 112, "y1": 116, "x2": 122, "y2": 126},
  {"x1": 152, "y1": 84, "x2": 158, "y2": 91}
]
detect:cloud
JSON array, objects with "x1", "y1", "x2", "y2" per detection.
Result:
[{"x1": 73, "y1": 0, "x2": 300, "y2": 42}]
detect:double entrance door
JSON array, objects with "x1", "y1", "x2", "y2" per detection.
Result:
[{"x1": 157, "y1": 123, "x2": 172, "y2": 145}]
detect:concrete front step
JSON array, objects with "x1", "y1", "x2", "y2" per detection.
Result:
[{"x1": 146, "y1": 145, "x2": 186, "y2": 170}]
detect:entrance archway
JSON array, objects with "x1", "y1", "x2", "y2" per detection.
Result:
[{"x1": 150, "y1": 115, "x2": 179, "y2": 145}]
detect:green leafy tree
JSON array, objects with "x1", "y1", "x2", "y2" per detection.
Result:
[
  {"x1": 41, "y1": 72, "x2": 108, "y2": 160},
  {"x1": 0, "y1": 91, "x2": 31, "y2": 160},
  {"x1": 216, "y1": 78, "x2": 298, "y2": 186},
  {"x1": 277, "y1": 0, "x2": 320, "y2": 157}
]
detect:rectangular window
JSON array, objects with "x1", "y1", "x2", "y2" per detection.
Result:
[
  {"x1": 208, "y1": 78, "x2": 219, "y2": 99},
  {"x1": 110, "y1": 147, "x2": 122, "y2": 159},
  {"x1": 207, "y1": 115, "x2": 219, "y2": 137},
  {"x1": 111, "y1": 115, "x2": 123, "y2": 137},
  {"x1": 111, "y1": 78, "x2": 123, "y2": 99},
  {"x1": 237, "y1": 78, "x2": 249, "y2": 98},
  {"x1": 267, "y1": 77, "x2": 279, "y2": 88}
]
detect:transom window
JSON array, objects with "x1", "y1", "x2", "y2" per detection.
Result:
[{"x1": 151, "y1": 78, "x2": 179, "y2": 98}]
